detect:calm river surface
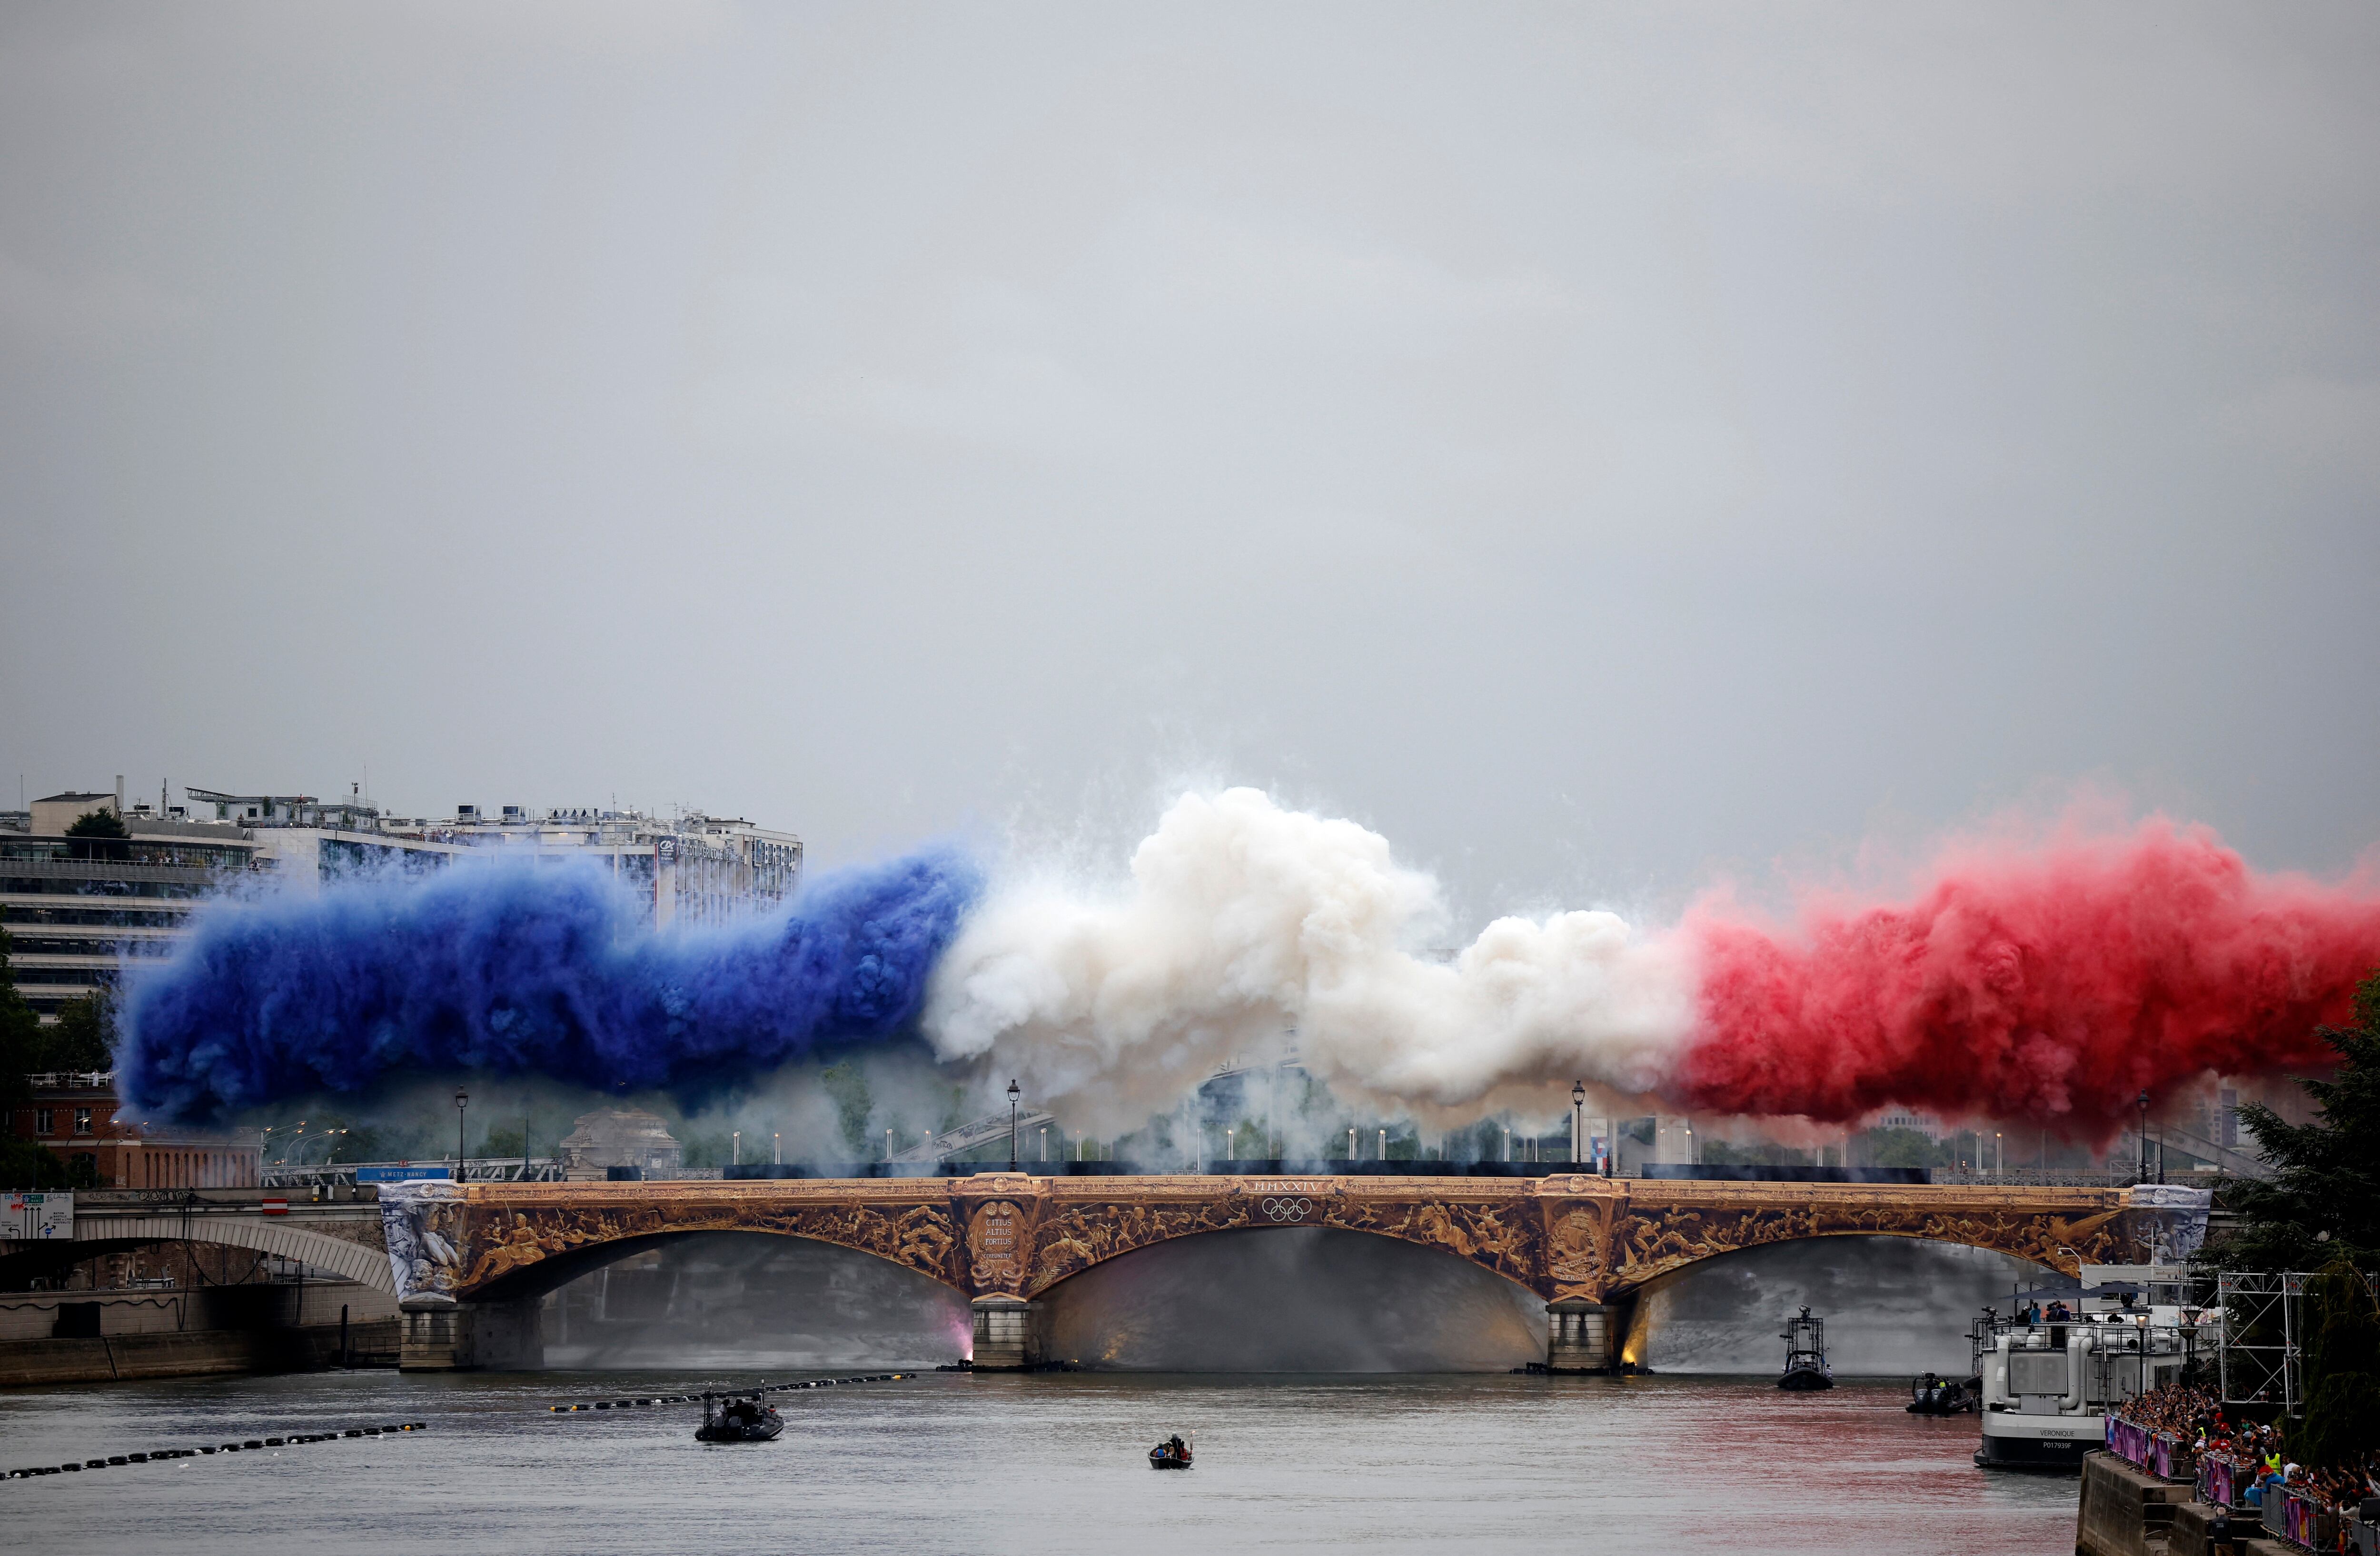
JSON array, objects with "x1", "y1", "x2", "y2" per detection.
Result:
[{"x1": 1, "y1": 1369, "x2": 2075, "y2": 1555}]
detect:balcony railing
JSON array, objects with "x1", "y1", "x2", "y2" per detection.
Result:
[{"x1": 23, "y1": 1071, "x2": 115, "y2": 1091}]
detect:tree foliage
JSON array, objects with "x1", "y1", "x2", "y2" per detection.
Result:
[
  {"x1": 679, "y1": 1128, "x2": 732, "y2": 1169},
  {"x1": 1700, "y1": 1137, "x2": 1816, "y2": 1167},
  {"x1": 0, "y1": 929, "x2": 41, "y2": 1110},
  {"x1": 0, "y1": 1138, "x2": 98, "y2": 1191},
  {"x1": 0, "y1": 933, "x2": 116, "y2": 1190},
  {"x1": 45, "y1": 990, "x2": 117, "y2": 1073},
  {"x1": 1861, "y1": 1127, "x2": 1947, "y2": 1169},
  {"x1": 0, "y1": 968, "x2": 120, "y2": 1079},
  {"x1": 2203, "y1": 970, "x2": 2380, "y2": 1274},
  {"x1": 64, "y1": 808, "x2": 130, "y2": 861},
  {"x1": 819, "y1": 1061, "x2": 873, "y2": 1156},
  {"x1": 2297, "y1": 1256, "x2": 2380, "y2": 1472}
]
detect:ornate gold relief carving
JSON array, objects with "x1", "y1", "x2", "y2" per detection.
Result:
[{"x1": 420, "y1": 1176, "x2": 2168, "y2": 1307}]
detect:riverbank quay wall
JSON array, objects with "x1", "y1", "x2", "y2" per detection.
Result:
[
  {"x1": 0, "y1": 1321, "x2": 397, "y2": 1388},
  {"x1": 382, "y1": 1174, "x2": 2204, "y2": 1371},
  {"x1": 2073, "y1": 1451, "x2": 2294, "y2": 1556}
]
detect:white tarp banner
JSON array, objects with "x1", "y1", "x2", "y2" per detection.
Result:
[{"x1": 3, "y1": 1191, "x2": 72, "y2": 1239}]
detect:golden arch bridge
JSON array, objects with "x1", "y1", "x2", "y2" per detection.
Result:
[{"x1": 376, "y1": 1173, "x2": 2206, "y2": 1371}]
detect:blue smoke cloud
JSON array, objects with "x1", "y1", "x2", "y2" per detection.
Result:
[{"x1": 119, "y1": 848, "x2": 983, "y2": 1124}]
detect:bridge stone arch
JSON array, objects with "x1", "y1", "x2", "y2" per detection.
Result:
[
  {"x1": 384, "y1": 1180, "x2": 967, "y2": 1311},
  {"x1": 1009, "y1": 1177, "x2": 1552, "y2": 1304},
  {"x1": 1588, "y1": 1181, "x2": 2158, "y2": 1300},
  {"x1": 0, "y1": 1215, "x2": 397, "y2": 1296},
  {"x1": 463, "y1": 1225, "x2": 973, "y2": 1308}
]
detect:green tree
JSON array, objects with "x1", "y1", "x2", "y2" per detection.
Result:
[
  {"x1": 679, "y1": 1128, "x2": 732, "y2": 1169},
  {"x1": 2202, "y1": 970, "x2": 2380, "y2": 1273},
  {"x1": 41, "y1": 989, "x2": 116, "y2": 1073},
  {"x1": 63, "y1": 808, "x2": 130, "y2": 863},
  {"x1": 1862, "y1": 1127, "x2": 1950, "y2": 1169},
  {"x1": 820, "y1": 1062, "x2": 873, "y2": 1156},
  {"x1": 1702, "y1": 1137, "x2": 1816, "y2": 1168},
  {"x1": 0, "y1": 1129, "x2": 99, "y2": 1190},
  {"x1": 0, "y1": 1137, "x2": 62, "y2": 1190},
  {"x1": 0, "y1": 929, "x2": 43, "y2": 1110},
  {"x1": 2295, "y1": 1256, "x2": 2380, "y2": 1472}
]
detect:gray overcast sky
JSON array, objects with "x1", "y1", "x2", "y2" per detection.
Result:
[{"x1": 4, "y1": 1, "x2": 2376, "y2": 916}]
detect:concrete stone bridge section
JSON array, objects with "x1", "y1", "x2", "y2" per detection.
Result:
[
  {"x1": 0, "y1": 1191, "x2": 397, "y2": 1294},
  {"x1": 377, "y1": 1175, "x2": 2211, "y2": 1373}
]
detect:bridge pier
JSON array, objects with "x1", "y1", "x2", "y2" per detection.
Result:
[
  {"x1": 970, "y1": 1296, "x2": 1044, "y2": 1371},
  {"x1": 399, "y1": 1299, "x2": 545, "y2": 1372},
  {"x1": 1544, "y1": 1297, "x2": 1627, "y2": 1373}
]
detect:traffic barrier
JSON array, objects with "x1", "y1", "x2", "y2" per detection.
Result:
[
  {"x1": 6, "y1": 1423, "x2": 425, "y2": 1479},
  {"x1": 2195, "y1": 1452, "x2": 2247, "y2": 1508}
]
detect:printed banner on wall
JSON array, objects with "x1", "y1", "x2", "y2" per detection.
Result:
[{"x1": 3, "y1": 1192, "x2": 72, "y2": 1238}]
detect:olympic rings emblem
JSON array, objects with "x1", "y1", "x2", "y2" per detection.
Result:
[{"x1": 1259, "y1": 1196, "x2": 1313, "y2": 1223}]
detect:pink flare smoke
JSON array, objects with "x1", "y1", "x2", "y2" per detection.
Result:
[{"x1": 1677, "y1": 821, "x2": 2380, "y2": 1137}]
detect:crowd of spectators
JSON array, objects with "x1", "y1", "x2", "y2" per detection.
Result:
[
  {"x1": 2112, "y1": 1381, "x2": 2379, "y2": 1528},
  {"x1": 2111, "y1": 1379, "x2": 2227, "y2": 1443}
]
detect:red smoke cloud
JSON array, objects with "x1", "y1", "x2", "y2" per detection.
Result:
[{"x1": 1677, "y1": 821, "x2": 2380, "y2": 1137}]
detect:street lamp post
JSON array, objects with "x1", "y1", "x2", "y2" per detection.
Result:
[
  {"x1": 455, "y1": 1088, "x2": 468, "y2": 1174},
  {"x1": 733, "y1": 1130, "x2": 740, "y2": 1167},
  {"x1": 1571, "y1": 1082, "x2": 1586, "y2": 1165},
  {"x1": 2136, "y1": 1090, "x2": 2149, "y2": 1181},
  {"x1": 1007, "y1": 1080, "x2": 1021, "y2": 1171},
  {"x1": 774, "y1": 1132, "x2": 781, "y2": 1167}
]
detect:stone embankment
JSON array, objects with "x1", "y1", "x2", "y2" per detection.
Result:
[
  {"x1": 0, "y1": 1321, "x2": 399, "y2": 1387},
  {"x1": 2074, "y1": 1450, "x2": 2293, "y2": 1556},
  {"x1": 0, "y1": 1278, "x2": 403, "y2": 1387}
]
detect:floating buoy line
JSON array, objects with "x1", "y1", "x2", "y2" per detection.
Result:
[
  {"x1": 7, "y1": 1371, "x2": 918, "y2": 1482},
  {"x1": 8, "y1": 1423, "x2": 426, "y2": 1479},
  {"x1": 548, "y1": 1373, "x2": 910, "y2": 1413}
]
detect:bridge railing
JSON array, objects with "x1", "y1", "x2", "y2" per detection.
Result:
[
  {"x1": 703, "y1": 1159, "x2": 2153, "y2": 1183},
  {"x1": 260, "y1": 1158, "x2": 569, "y2": 1188},
  {"x1": 718, "y1": 1158, "x2": 1632, "y2": 1180},
  {"x1": 245, "y1": 1157, "x2": 2221, "y2": 1187},
  {"x1": 1931, "y1": 1168, "x2": 2153, "y2": 1187}
]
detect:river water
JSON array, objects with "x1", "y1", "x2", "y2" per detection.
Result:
[{"x1": 2, "y1": 1368, "x2": 2076, "y2": 1554}]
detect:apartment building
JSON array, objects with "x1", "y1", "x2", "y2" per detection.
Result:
[
  {"x1": 1, "y1": 780, "x2": 261, "y2": 1021},
  {"x1": 3, "y1": 780, "x2": 805, "y2": 1021}
]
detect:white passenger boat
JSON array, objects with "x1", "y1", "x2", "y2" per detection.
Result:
[{"x1": 1972, "y1": 1266, "x2": 2200, "y2": 1471}]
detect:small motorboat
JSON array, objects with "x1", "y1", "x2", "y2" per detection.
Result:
[
  {"x1": 695, "y1": 1392, "x2": 784, "y2": 1444},
  {"x1": 1906, "y1": 1370, "x2": 1977, "y2": 1415},
  {"x1": 1778, "y1": 1306, "x2": 1835, "y2": 1392},
  {"x1": 1148, "y1": 1432, "x2": 1193, "y2": 1470}
]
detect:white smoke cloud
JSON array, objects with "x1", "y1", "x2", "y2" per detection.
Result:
[{"x1": 922, "y1": 788, "x2": 1694, "y2": 1129}]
